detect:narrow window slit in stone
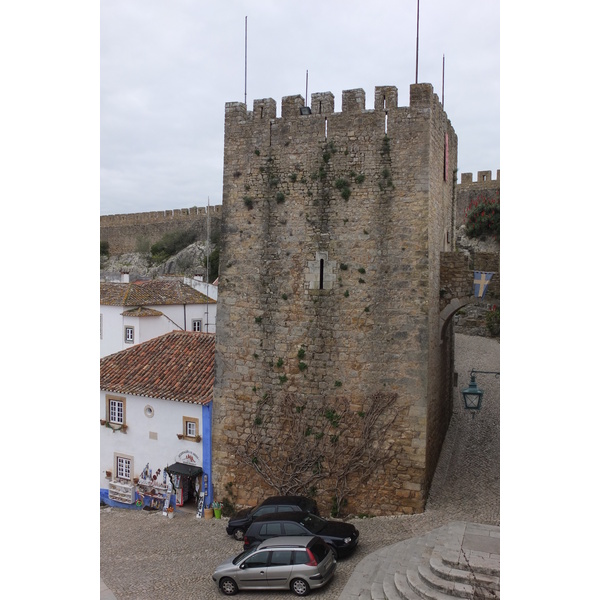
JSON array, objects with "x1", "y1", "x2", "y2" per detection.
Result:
[{"x1": 319, "y1": 259, "x2": 324, "y2": 289}]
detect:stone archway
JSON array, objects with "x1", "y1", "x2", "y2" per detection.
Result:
[{"x1": 439, "y1": 296, "x2": 478, "y2": 342}]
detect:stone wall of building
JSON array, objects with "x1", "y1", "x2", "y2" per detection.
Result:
[
  {"x1": 456, "y1": 170, "x2": 500, "y2": 228},
  {"x1": 100, "y1": 206, "x2": 222, "y2": 255},
  {"x1": 212, "y1": 83, "x2": 458, "y2": 516}
]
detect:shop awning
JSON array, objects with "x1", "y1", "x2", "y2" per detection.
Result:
[{"x1": 165, "y1": 462, "x2": 203, "y2": 478}]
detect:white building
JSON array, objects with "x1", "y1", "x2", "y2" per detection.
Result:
[
  {"x1": 100, "y1": 278, "x2": 217, "y2": 358},
  {"x1": 100, "y1": 330, "x2": 215, "y2": 510}
]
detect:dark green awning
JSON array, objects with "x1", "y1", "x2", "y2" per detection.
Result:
[{"x1": 165, "y1": 462, "x2": 203, "y2": 478}]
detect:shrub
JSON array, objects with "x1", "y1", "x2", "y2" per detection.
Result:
[
  {"x1": 464, "y1": 194, "x2": 500, "y2": 241},
  {"x1": 150, "y1": 230, "x2": 198, "y2": 263},
  {"x1": 100, "y1": 240, "x2": 109, "y2": 257}
]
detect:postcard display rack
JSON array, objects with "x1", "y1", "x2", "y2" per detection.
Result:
[
  {"x1": 137, "y1": 478, "x2": 169, "y2": 510},
  {"x1": 108, "y1": 480, "x2": 136, "y2": 504}
]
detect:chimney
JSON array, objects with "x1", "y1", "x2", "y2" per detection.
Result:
[{"x1": 121, "y1": 271, "x2": 130, "y2": 283}]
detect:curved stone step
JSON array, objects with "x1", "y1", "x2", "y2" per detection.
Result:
[
  {"x1": 429, "y1": 555, "x2": 500, "y2": 591},
  {"x1": 340, "y1": 522, "x2": 500, "y2": 600}
]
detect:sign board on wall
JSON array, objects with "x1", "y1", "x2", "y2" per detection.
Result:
[{"x1": 177, "y1": 450, "x2": 200, "y2": 465}]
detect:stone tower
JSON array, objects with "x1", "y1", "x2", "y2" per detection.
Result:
[{"x1": 212, "y1": 83, "x2": 458, "y2": 515}]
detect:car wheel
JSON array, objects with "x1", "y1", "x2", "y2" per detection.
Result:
[
  {"x1": 290, "y1": 578, "x2": 310, "y2": 596},
  {"x1": 219, "y1": 577, "x2": 238, "y2": 596},
  {"x1": 232, "y1": 527, "x2": 245, "y2": 541}
]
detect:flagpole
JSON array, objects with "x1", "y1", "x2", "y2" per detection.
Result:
[
  {"x1": 415, "y1": 0, "x2": 420, "y2": 84},
  {"x1": 244, "y1": 16, "x2": 248, "y2": 105},
  {"x1": 442, "y1": 54, "x2": 445, "y2": 109},
  {"x1": 206, "y1": 197, "x2": 210, "y2": 332}
]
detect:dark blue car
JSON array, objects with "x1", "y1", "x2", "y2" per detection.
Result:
[{"x1": 226, "y1": 496, "x2": 320, "y2": 541}]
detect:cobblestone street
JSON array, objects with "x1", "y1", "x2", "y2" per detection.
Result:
[{"x1": 100, "y1": 333, "x2": 500, "y2": 599}]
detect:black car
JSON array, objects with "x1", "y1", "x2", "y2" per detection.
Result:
[
  {"x1": 242, "y1": 511, "x2": 359, "y2": 558},
  {"x1": 226, "y1": 496, "x2": 320, "y2": 541}
]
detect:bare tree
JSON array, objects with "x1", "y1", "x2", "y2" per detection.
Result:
[{"x1": 236, "y1": 391, "x2": 398, "y2": 516}]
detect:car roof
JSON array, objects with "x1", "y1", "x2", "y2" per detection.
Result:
[
  {"x1": 248, "y1": 511, "x2": 311, "y2": 526},
  {"x1": 255, "y1": 535, "x2": 318, "y2": 550},
  {"x1": 260, "y1": 496, "x2": 314, "y2": 506}
]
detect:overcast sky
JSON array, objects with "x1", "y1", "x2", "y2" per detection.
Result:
[{"x1": 100, "y1": 0, "x2": 499, "y2": 216}]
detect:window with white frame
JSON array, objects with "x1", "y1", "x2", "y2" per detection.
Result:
[
  {"x1": 124, "y1": 326, "x2": 134, "y2": 343},
  {"x1": 107, "y1": 397, "x2": 125, "y2": 425},
  {"x1": 116, "y1": 455, "x2": 132, "y2": 480},
  {"x1": 192, "y1": 319, "x2": 202, "y2": 332},
  {"x1": 183, "y1": 416, "x2": 199, "y2": 440}
]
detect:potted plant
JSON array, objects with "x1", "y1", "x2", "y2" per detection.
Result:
[
  {"x1": 105, "y1": 470, "x2": 112, "y2": 479},
  {"x1": 212, "y1": 501, "x2": 223, "y2": 519}
]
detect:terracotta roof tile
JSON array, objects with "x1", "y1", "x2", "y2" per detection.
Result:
[
  {"x1": 100, "y1": 331, "x2": 215, "y2": 404},
  {"x1": 121, "y1": 307, "x2": 163, "y2": 317},
  {"x1": 100, "y1": 280, "x2": 216, "y2": 307}
]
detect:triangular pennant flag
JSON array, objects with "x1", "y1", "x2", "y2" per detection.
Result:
[{"x1": 473, "y1": 271, "x2": 494, "y2": 299}]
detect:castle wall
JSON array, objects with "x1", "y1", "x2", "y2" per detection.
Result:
[
  {"x1": 212, "y1": 83, "x2": 457, "y2": 515},
  {"x1": 100, "y1": 206, "x2": 222, "y2": 255},
  {"x1": 456, "y1": 170, "x2": 500, "y2": 227}
]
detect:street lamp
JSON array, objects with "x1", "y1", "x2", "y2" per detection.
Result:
[{"x1": 461, "y1": 369, "x2": 500, "y2": 418}]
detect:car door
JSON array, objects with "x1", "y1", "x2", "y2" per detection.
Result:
[
  {"x1": 266, "y1": 550, "x2": 294, "y2": 589},
  {"x1": 282, "y1": 522, "x2": 308, "y2": 536},
  {"x1": 238, "y1": 550, "x2": 270, "y2": 588}
]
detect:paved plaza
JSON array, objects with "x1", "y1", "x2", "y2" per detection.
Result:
[{"x1": 100, "y1": 333, "x2": 500, "y2": 599}]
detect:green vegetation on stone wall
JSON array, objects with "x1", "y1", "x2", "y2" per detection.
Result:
[
  {"x1": 464, "y1": 193, "x2": 500, "y2": 241},
  {"x1": 150, "y1": 229, "x2": 198, "y2": 263}
]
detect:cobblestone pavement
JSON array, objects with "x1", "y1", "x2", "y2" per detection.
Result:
[{"x1": 100, "y1": 333, "x2": 500, "y2": 599}]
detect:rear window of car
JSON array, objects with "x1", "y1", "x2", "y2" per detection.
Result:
[
  {"x1": 308, "y1": 540, "x2": 329, "y2": 563},
  {"x1": 270, "y1": 550, "x2": 293, "y2": 566},
  {"x1": 253, "y1": 506, "x2": 277, "y2": 517},
  {"x1": 276, "y1": 505, "x2": 296, "y2": 513},
  {"x1": 292, "y1": 550, "x2": 309, "y2": 565}
]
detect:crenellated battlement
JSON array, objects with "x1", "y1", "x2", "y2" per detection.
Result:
[
  {"x1": 459, "y1": 170, "x2": 500, "y2": 185},
  {"x1": 100, "y1": 204, "x2": 221, "y2": 225},
  {"x1": 225, "y1": 83, "x2": 441, "y2": 122},
  {"x1": 100, "y1": 205, "x2": 222, "y2": 254}
]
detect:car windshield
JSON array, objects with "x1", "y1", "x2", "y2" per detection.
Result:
[
  {"x1": 300, "y1": 514, "x2": 327, "y2": 534},
  {"x1": 232, "y1": 548, "x2": 255, "y2": 565}
]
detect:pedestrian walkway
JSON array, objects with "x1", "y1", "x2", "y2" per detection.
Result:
[
  {"x1": 338, "y1": 333, "x2": 500, "y2": 598},
  {"x1": 100, "y1": 578, "x2": 118, "y2": 600}
]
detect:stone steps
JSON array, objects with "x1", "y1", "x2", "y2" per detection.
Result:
[{"x1": 340, "y1": 521, "x2": 500, "y2": 600}]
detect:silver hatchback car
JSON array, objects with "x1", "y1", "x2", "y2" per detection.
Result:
[{"x1": 212, "y1": 535, "x2": 336, "y2": 596}]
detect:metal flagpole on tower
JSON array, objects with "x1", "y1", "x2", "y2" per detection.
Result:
[
  {"x1": 442, "y1": 54, "x2": 445, "y2": 109},
  {"x1": 244, "y1": 16, "x2": 248, "y2": 105},
  {"x1": 206, "y1": 197, "x2": 210, "y2": 332},
  {"x1": 415, "y1": 0, "x2": 420, "y2": 84}
]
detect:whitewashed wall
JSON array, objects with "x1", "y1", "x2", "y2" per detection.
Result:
[
  {"x1": 100, "y1": 391, "x2": 205, "y2": 491},
  {"x1": 100, "y1": 302, "x2": 217, "y2": 357}
]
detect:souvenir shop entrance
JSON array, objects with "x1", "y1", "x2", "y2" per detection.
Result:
[{"x1": 165, "y1": 462, "x2": 203, "y2": 507}]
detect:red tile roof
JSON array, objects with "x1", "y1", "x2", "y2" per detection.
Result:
[
  {"x1": 100, "y1": 331, "x2": 215, "y2": 405},
  {"x1": 121, "y1": 307, "x2": 163, "y2": 317},
  {"x1": 100, "y1": 280, "x2": 216, "y2": 307}
]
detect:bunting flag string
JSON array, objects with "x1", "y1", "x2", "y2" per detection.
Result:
[{"x1": 473, "y1": 271, "x2": 494, "y2": 299}]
